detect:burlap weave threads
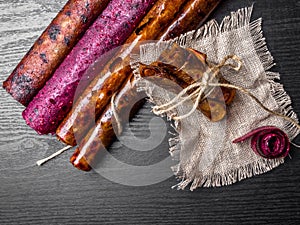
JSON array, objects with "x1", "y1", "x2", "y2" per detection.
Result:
[{"x1": 131, "y1": 6, "x2": 299, "y2": 190}]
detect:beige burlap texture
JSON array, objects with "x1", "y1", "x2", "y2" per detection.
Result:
[{"x1": 131, "y1": 6, "x2": 299, "y2": 190}]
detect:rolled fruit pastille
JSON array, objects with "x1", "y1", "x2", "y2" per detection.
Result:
[
  {"x1": 69, "y1": 0, "x2": 224, "y2": 170},
  {"x1": 70, "y1": 74, "x2": 146, "y2": 171},
  {"x1": 57, "y1": 60, "x2": 132, "y2": 146},
  {"x1": 22, "y1": 0, "x2": 157, "y2": 135},
  {"x1": 159, "y1": 0, "x2": 221, "y2": 41},
  {"x1": 2, "y1": 0, "x2": 111, "y2": 106},
  {"x1": 139, "y1": 59, "x2": 234, "y2": 121},
  {"x1": 139, "y1": 45, "x2": 235, "y2": 122},
  {"x1": 56, "y1": 0, "x2": 190, "y2": 146},
  {"x1": 57, "y1": 0, "x2": 222, "y2": 147}
]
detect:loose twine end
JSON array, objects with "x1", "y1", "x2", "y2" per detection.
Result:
[
  {"x1": 291, "y1": 142, "x2": 300, "y2": 148},
  {"x1": 37, "y1": 93, "x2": 122, "y2": 167}
]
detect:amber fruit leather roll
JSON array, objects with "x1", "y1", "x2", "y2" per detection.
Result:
[
  {"x1": 70, "y1": 74, "x2": 146, "y2": 171},
  {"x1": 56, "y1": 0, "x2": 189, "y2": 146},
  {"x1": 57, "y1": 60, "x2": 133, "y2": 146},
  {"x1": 140, "y1": 45, "x2": 235, "y2": 122},
  {"x1": 2, "y1": 0, "x2": 111, "y2": 106},
  {"x1": 159, "y1": 0, "x2": 221, "y2": 41},
  {"x1": 139, "y1": 63, "x2": 234, "y2": 122},
  {"x1": 22, "y1": 0, "x2": 157, "y2": 135}
]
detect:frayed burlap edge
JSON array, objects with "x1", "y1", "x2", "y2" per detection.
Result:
[{"x1": 130, "y1": 6, "x2": 299, "y2": 190}]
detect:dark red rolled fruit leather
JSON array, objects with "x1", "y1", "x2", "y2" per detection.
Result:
[
  {"x1": 56, "y1": 64, "x2": 132, "y2": 146},
  {"x1": 71, "y1": 74, "x2": 146, "y2": 171},
  {"x1": 3, "y1": 0, "x2": 110, "y2": 106},
  {"x1": 233, "y1": 126, "x2": 291, "y2": 159}
]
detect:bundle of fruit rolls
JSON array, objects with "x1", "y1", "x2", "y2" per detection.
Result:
[
  {"x1": 139, "y1": 45, "x2": 236, "y2": 122},
  {"x1": 22, "y1": 0, "x2": 157, "y2": 135},
  {"x1": 72, "y1": 45, "x2": 235, "y2": 170},
  {"x1": 56, "y1": 0, "x2": 189, "y2": 146},
  {"x1": 69, "y1": 0, "x2": 222, "y2": 170},
  {"x1": 2, "y1": 0, "x2": 111, "y2": 106}
]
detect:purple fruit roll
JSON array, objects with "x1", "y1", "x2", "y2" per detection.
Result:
[{"x1": 22, "y1": 0, "x2": 156, "y2": 135}]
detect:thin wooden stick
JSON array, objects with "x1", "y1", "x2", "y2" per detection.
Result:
[{"x1": 36, "y1": 145, "x2": 73, "y2": 166}]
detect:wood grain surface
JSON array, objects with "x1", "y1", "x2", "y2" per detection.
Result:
[{"x1": 0, "y1": 0, "x2": 300, "y2": 224}]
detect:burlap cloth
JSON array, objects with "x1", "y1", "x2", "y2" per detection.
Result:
[{"x1": 131, "y1": 6, "x2": 299, "y2": 190}]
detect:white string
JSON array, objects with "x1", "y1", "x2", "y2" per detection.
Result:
[
  {"x1": 111, "y1": 93, "x2": 122, "y2": 135},
  {"x1": 211, "y1": 83, "x2": 300, "y2": 130},
  {"x1": 153, "y1": 81, "x2": 206, "y2": 113},
  {"x1": 291, "y1": 142, "x2": 300, "y2": 148},
  {"x1": 36, "y1": 145, "x2": 73, "y2": 166},
  {"x1": 173, "y1": 86, "x2": 204, "y2": 120}
]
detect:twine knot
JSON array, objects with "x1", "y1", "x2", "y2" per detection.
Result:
[{"x1": 152, "y1": 55, "x2": 242, "y2": 120}]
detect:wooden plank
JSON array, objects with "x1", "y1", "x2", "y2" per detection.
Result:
[{"x1": 0, "y1": 0, "x2": 299, "y2": 224}]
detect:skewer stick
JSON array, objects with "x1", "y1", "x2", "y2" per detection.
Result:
[{"x1": 36, "y1": 145, "x2": 73, "y2": 166}]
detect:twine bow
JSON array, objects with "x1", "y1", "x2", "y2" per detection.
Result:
[{"x1": 152, "y1": 55, "x2": 242, "y2": 120}]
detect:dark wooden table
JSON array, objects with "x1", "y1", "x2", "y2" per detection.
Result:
[{"x1": 1, "y1": 0, "x2": 299, "y2": 224}]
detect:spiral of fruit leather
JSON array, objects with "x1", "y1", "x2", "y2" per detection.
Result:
[
  {"x1": 69, "y1": 0, "x2": 222, "y2": 170},
  {"x1": 233, "y1": 126, "x2": 290, "y2": 159},
  {"x1": 22, "y1": 0, "x2": 157, "y2": 135},
  {"x1": 139, "y1": 45, "x2": 235, "y2": 122},
  {"x1": 3, "y1": 0, "x2": 111, "y2": 106},
  {"x1": 57, "y1": 0, "x2": 190, "y2": 146}
]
